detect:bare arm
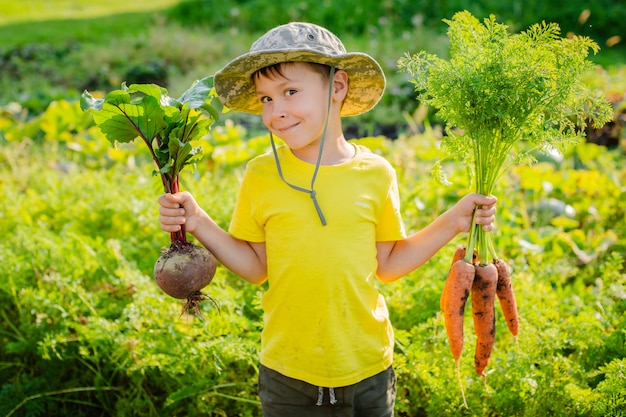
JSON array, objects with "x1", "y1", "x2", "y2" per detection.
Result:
[
  {"x1": 159, "y1": 192, "x2": 267, "y2": 284},
  {"x1": 376, "y1": 193, "x2": 496, "y2": 282}
]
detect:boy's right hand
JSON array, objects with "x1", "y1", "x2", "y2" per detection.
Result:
[{"x1": 158, "y1": 192, "x2": 205, "y2": 235}]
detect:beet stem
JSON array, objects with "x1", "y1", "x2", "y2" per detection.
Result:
[{"x1": 167, "y1": 175, "x2": 187, "y2": 243}]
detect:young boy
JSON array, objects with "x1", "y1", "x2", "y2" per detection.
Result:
[{"x1": 158, "y1": 22, "x2": 496, "y2": 416}]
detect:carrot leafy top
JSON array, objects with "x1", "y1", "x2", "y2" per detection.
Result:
[{"x1": 398, "y1": 11, "x2": 613, "y2": 263}]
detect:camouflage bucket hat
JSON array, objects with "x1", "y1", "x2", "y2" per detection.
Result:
[{"x1": 213, "y1": 22, "x2": 386, "y2": 117}]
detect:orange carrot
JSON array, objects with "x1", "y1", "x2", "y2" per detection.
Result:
[
  {"x1": 471, "y1": 263, "x2": 498, "y2": 377},
  {"x1": 440, "y1": 245, "x2": 467, "y2": 312},
  {"x1": 452, "y1": 245, "x2": 467, "y2": 264},
  {"x1": 441, "y1": 258, "x2": 475, "y2": 407},
  {"x1": 439, "y1": 245, "x2": 478, "y2": 309},
  {"x1": 494, "y1": 258, "x2": 519, "y2": 336},
  {"x1": 442, "y1": 259, "x2": 475, "y2": 360}
]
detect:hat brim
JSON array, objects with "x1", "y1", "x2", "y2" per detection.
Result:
[{"x1": 214, "y1": 49, "x2": 385, "y2": 117}]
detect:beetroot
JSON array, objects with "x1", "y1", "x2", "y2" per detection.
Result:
[{"x1": 154, "y1": 241, "x2": 216, "y2": 299}]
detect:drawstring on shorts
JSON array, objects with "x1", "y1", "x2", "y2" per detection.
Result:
[{"x1": 316, "y1": 386, "x2": 337, "y2": 406}]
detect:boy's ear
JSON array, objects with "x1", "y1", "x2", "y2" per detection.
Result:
[{"x1": 333, "y1": 69, "x2": 349, "y2": 101}]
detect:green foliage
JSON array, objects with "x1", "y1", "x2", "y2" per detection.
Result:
[
  {"x1": 81, "y1": 77, "x2": 220, "y2": 195},
  {"x1": 0, "y1": 0, "x2": 179, "y2": 25},
  {"x1": 167, "y1": 0, "x2": 626, "y2": 53},
  {"x1": 399, "y1": 12, "x2": 613, "y2": 189},
  {"x1": 0, "y1": 141, "x2": 261, "y2": 417},
  {"x1": 398, "y1": 11, "x2": 614, "y2": 263}
]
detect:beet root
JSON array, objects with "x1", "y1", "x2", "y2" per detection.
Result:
[{"x1": 154, "y1": 241, "x2": 216, "y2": 300}]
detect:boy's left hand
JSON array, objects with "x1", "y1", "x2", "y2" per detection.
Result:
[{"x1": 455, "y1": 193, "x2": 497, "y2": 233}]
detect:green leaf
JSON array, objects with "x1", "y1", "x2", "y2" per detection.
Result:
[
  {"x1": 90, "y1": 105, "x2": 141, "y2": 145},
  {"x1": 127, "y1": 83, "x2": 167, "y2": 103},
  {"x1": 175, "y1": 145, "x2": 193, "y2": 174},
  {"x1": 178, "y1": 76, "x2": 215, "y2": 110},
  {"x1": 81, "y1": 77, "x2": 221, "y2": 205},
  {"x1": 430, "y1": 159, "x2": 453, "y2": 187},
  {"x1": 90, "y1": 95, "x2": 167, "y2": 146},
  {"x1": 157, "y1": 160, "x2": 173, "y2": 176},
  {"x1": 103, "y1": 89, "x2": 132, "y2": 107}
]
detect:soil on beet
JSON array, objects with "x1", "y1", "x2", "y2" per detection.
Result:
[
  {"x1": 154, "y1": 241, "x2": 217, "y2": 301},
  {"x1": 159, "y1": 240, "x2": 201, "y2": 259}
]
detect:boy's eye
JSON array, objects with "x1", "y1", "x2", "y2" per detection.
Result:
[{"x1": 259, "y1": 89, "x2": 297, "y2": 103}]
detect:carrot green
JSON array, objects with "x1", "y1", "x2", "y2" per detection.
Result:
[{"x1": 398, "y1": 11, "x2": 613, "y2": 264}]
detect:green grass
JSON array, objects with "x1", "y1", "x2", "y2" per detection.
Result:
[
  {"x1": 0, "y1": 0, "x2": 183, "y2": 46},
  {"x1": 0, "y1": 0, "x2": 182, "y2": 24}
]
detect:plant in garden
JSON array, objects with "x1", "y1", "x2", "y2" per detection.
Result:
[
  {"x1": 398, "y1": 10, "x2": 614, "y2": 402},
  {"x1": 81, "y1": 77, "x2": 221, "y2": 316}
]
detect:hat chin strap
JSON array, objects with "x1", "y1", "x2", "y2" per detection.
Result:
[{"x1": 269, "y1": 66, "x2": 336, "y2": 226}]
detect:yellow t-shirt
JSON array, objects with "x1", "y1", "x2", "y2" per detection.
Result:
[{"x1": 229, "y1": 143, "x2": 406, "y2": 387}]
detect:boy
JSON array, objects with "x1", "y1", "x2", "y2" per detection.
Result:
[{"x1": 158, "y1": 22, "x2": 496, "y2": 417}]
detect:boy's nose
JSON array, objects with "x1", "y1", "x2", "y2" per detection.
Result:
[
  {"x1": 271, "y1": 98, "x2": 289, "y2": 120},
  {"x1": 271, "y1": 104, "x2": 288, "y2": 119}
]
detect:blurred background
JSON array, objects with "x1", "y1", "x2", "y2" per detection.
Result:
[{"x1": 0, "y1": 0, "x2": 624, "y2": 139}]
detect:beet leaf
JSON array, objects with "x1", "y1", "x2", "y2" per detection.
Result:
[{"x1": 80, "y1": 76, "x2": 220, "y2": 243}]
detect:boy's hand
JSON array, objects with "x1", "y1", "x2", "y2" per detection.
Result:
[
  {"x1": 158, "y1": 192, "x2": 206, "y2": 235},
  {"x1": 454, "y1": 193, "x2": 497, "y2": 233}
]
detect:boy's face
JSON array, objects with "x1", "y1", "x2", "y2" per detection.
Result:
[{"x1": 254, "y1": 62, "x2": 335, "y2": 153}]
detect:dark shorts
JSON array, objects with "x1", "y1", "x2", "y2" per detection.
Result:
[{"x1": 258, "y1": 365, "x2": 396, "y2": 417}]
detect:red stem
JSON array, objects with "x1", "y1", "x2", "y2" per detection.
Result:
[{"x1": 168, "y1": 175, "x2": 187, "y2": 244}]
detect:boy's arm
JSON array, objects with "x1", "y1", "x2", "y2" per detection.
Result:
[
  {"x1": 159, "y1": 192, "x2": 267, "y2": 284},
  {"x1": 376, "y1": 193, "x2": 496, "y2": 283},
  {"x1": 191, "y1": 217, "x2": 267, "y2": 284}
]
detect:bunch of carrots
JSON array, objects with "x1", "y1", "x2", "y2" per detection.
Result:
[
  {"x1": 399, "y1": 11, "x2": 613, "y2": 407},
  {"x1": 440, "y1": 244, "x2": 518, "y2": 405}
]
